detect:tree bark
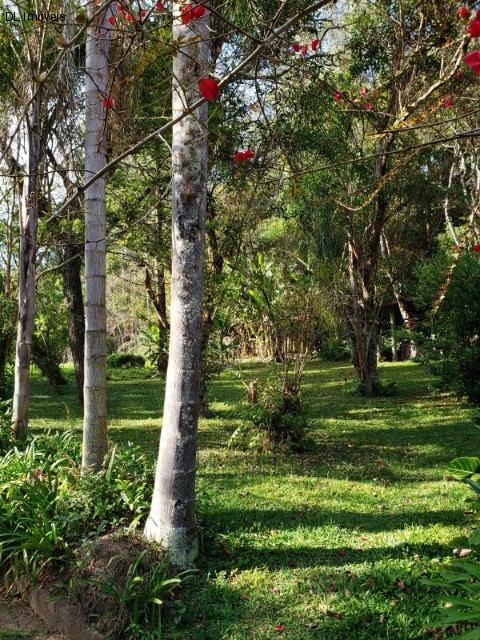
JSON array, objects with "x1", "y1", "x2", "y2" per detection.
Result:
[
  {"x1": 345, "y1": 138, "x2": 391, "y2": 395},
  {"x1": 57, "y1": 236, "x2": 85, "y2": 401},
  {"x1": 390, "y1": 308, "x2": 398, "y2": 362},
  {"x1": 82, "y1": 4, "x2": 115, "y2": 470},
  {"x1": 12, "y1": 96, "x2": 41, "y2": 439},
  {"x1": 144, "y1": 3, "x2": 209, "y2": 567}
]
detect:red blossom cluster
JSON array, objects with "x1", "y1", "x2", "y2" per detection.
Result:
[
  {"x1": 465, "y1": 50, "x2": 480, "y2": 73},
  {"x1": 102, "y1": 98, "x2": 115, "y2": 110},
  {"x1": 460, "y1": 8, "x2": 480, "y2": 36},
  {"x1": 234, "y1": 149, "x2": 255, "y2": 162},
  {"x1": 181, "y1": 3, "x2": 207, "y2": 23},
  {"x1": 291, "y1": 39, "x2": 320, "y2": 56}
]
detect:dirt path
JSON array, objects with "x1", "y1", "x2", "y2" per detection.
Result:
[{"x1": 0, "y1": 593, "x2": 64, "y2": 640}]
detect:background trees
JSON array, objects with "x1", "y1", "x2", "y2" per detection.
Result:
[{"x1": 0, "y1": 0, "x2": 480, "y2": 564}]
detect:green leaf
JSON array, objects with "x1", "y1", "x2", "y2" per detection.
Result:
[
  {"x1": 449, "y1": 457, "x2": 480, "y2": 480},
  {"x1": 465, "y1": 478, "x2": 480, "y2": 494}
]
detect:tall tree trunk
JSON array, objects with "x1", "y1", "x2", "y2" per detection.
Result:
[
  {"x1": 144, "y1": 3, "x2": 209, "y2": 568},
  {"x1": 390, "y1": 308, "x2": 397, "y2": 362},
  {"x1": 12, "y1": 96, "x2": 41, "y2": 439},
  {"x1": 346, "y1": 138, "x2": 391, "y2": 395},
  {"x1": 82, "y1": 4, "x2": 114, "y2": 470},
  {"x1": 57, "y1": 235, "x2": 85, "y2": 401}
]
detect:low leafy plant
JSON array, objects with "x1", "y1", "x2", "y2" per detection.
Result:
[
  {"x1": 424, "y1": 455, "x2": 480, "y2": 638},
  {"x1": 107, "y1": 353, "x2": 146, "y2": 369},
  {"x1": 0, "y1": 439, "x2": 77, "y2": 582},
  {"x1": 0, "y1": 398, "x2": 13, "y2": 456},
  {"x1": 0, "y1": 431, "x2": 154, "y2": 585},
  {"x1": 229, "y1": 382, "x2": 309, "y2": 451},
  {"x1": 71, "y1": 535, "x2": 191, "y2": 639}
]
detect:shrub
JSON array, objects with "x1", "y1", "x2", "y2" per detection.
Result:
[
  {"x1": 71, "y1": 534, "x2": 187, "y2": 639},
  {"x1": 318, "y1": 338, "x2": 350, "y2": 362},
  {"x1": 0, "y1": 431, "x2": 154, "y2": 581},
  {"x1": 229, "y1": 382, "x2": 309, "y2": 452},
  {"x1": 107, "y1": 353, "x2": 146, "y2": 369},
  {"x1": 413, "y1": 250, "x2": 480, "y2": 404},
  {"x1": 424, "y1": 455, "x2": 480, "y2": 638}
]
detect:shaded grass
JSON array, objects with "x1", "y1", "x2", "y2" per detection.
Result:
[{"x1": 29, "y1": 361, "x2": 479, "y2": 639}]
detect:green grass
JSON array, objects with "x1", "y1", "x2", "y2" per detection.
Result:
[{"x1": 29, "y1": 361, "x2": 479, "y2": 639}]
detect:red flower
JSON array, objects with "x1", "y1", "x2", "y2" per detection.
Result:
[
  {"x1": 243, "y1": 149, "x2": 255, "y2": 159},
  {"x1": 181, "y1": 3, "x2": 205, "y2": 23},
  {"x1": 117, "y1": 5, "x2": 124, "y2": 14},
  {"x1": 107, "y1": 15, "x2": 115, "y2": 25},
  {"x1": 311, "y1": 38, "x2": 320, "y2": 51},
  {"x1": 141, "y1": 10, "x2": 147, "y2": 18},
  {"x1": 468, "y1": 20, "x2": 480, "y2": 37},
  {"x1": 328, "y1": 583, "x2": 335, "y2": 592},
  {"x1": 292, "y1": 43, "x2": 300, "y2": 52},
  {"x1": 472, "y1": 62, "x2": 480, "y2": 74},
  {"x1": 181, "y1": 3, "x2": 194, "y2": 23},
  {"x1": 274, "y1": 626, "x2": 284, "y2": 632},
  {"x1": 194, "y1": 4, "x2": 207, "y2": 18},
  {"x1": 120, "y1": 78, "x2": 127, "y2": 86},
  {"x1": 465, "y1": 50, "x2": 480, "y2": 66},
  {"x1": 103, "y1": 98, "x2": 115, "y2": 110},
  {"x1": 125, "y1": 12, "x2": 133, "y2": 21},
  {"x1": 365, "y1": 102, "x2": 373, "y2": 110},
  {"x1": 288, "y1": 560, "x2": 296, "y2": 567},
  {"x1": 444, "y1": 96, "x2": 454, "y2": 106},
  {"x1": 301, "y1": 44, "x2": 308, "y2": 57},
  {"x1": 333, "y1": 91, "x2": 341, "y2": 102},
  {"x1": 199, "y1": 77, "x2": 219, "y2": 101},
  {"x1": 473, "y1": 244, "x2": 480, "y2": 252},
  {"x1": 156, "y1": 1, "x2": 165, "y2": 10},
  {"x1": 338, "y1": 550, "x2": 346, "y2": 557},
  {"x1": 234, "y1": 151, "x2": 246, "y2": 162},
  {"x1": 458, "y1": 6, "x2": 471, "y2": 18}
]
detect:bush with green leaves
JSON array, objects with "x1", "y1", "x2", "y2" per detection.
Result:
[
  {"x1": 413, "y1": 248, "x2": 480, "y2": 404},
  {"x1": 0, "y1": 431, "x2": 154, "y2": 581},
  {"x1": 71, "y1": 535, "x2": 189, "y2": 639},
  {"x1": 0, "y1": 430, "x2": 185, "y2": 637},
  {"x1": 140, "y1": 323, "x2": 169, "y2": 374},
  {"x1": 229, "y1": 381, "x2": 309, "y2": 452},
  {"x1": 423, "y1": 455, "x2": 480, "y2": 639},
  {"x1": 107, "y1": 353, "x2": 146, "y2": 369}
]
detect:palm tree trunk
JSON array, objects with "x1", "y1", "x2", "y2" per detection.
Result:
[
  {"x1": 82, "y1": 4, "x2": 115, "y2": 470},
  {"x1": 144, "y1": 3, "x2": 209, "y2": 568},
  {"x1": 12, "y1": 96, "x2": 41, "y2": 439}
]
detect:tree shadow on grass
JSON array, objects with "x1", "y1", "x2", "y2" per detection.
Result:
[{"x1": 201, "y1": 506, "x2": 463, "y2": 537}]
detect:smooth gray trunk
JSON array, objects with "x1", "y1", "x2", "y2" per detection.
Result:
[
  {"x1": 144, "y1": 3, "x2": 209, "y2": 568},
  {"x1": 12, "y1": 97, "x2": 41, "y2": 439},
  {"x1": 82, "y1": 4, "x2": 114, "y2": 470}
]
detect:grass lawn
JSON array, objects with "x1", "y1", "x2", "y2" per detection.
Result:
[{"x1": 30, "y1": 360, "x2": 478, "y2": 639}]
